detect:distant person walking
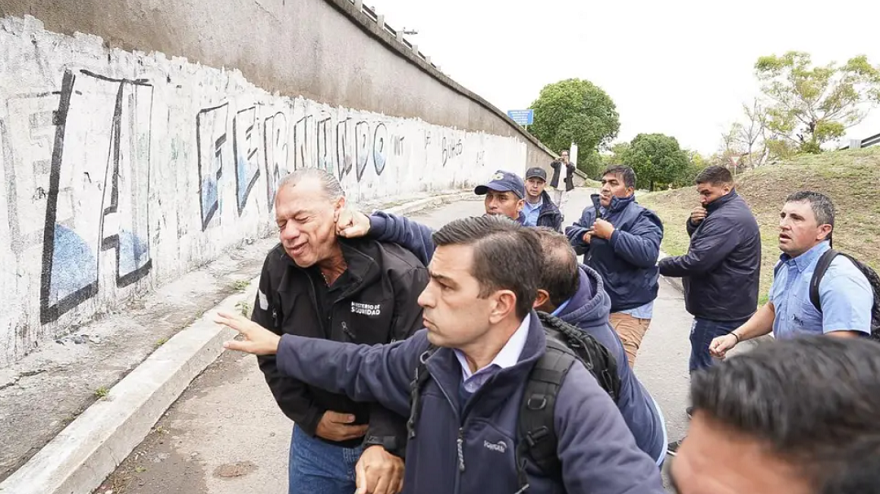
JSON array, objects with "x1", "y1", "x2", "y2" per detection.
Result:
[
  {"x1": 549, "y1": 149, "x2": 576, "y2": 209},
  {"x1": 658, "y1": 166, "x2": 761, "y2": 374},
  {"x1": 709, "y1": 191, "x2": 874, "y2": 359}
]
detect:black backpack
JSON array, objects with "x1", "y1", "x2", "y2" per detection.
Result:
[
  {"x1": 405, "y1": 312, "x2": 621, "y2": 491},
  {"x1": 808, "y1": 250, "x2": 880, "y2": 341}
]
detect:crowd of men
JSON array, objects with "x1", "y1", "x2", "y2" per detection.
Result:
[{"x1": 215, "y1": 153, "x2": 880, "y2": 494}]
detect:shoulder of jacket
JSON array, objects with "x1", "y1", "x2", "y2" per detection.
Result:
[{"x1": 373, "y1": 240, "x2": 427, "y2": 272}]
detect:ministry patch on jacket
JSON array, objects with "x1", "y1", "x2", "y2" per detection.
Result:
[{"x1": 351, "y1": 301, "x2": 382, "y2": 316}]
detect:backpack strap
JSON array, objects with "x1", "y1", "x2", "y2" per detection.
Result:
[
  {"x1": 514, "y1": 339, "x2": 575, "y2": 492},
  {"x1": 406, "y1": 345, "x2": 437, "y2": 440},
  {"x1": 809, "y1": 249, "x2": 840, "y2": 312}
]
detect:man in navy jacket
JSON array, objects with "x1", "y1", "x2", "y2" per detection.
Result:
[
  {"x1": 658, "y1": 166, "x2": 761, "y2": 374},
  {"x1": 335, "y1": 208, "x2": 668, "y2": 463},
  {"x1": 565, "y1": 166, "x2": 664, "y2": 368},
  {"x1": 218, "y1": 216, "x2": 665, "y2": 494}
]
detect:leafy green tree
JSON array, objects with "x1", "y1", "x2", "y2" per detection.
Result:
[
  {"x1": 620, "y1": 133, "x2": 690, "y2": 191},
  {"x1": 529, "y1": 79, "x2": 620, "y2": 156},
  {"x1": 755, "y1": 52, "x2": 880, "y2": 153},
  {"x1": 574, "y1": 149, "x2": 603, "y2": 179}
]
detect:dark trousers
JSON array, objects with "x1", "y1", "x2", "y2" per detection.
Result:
[{"x1": 689, "y1": 317, "x2": 746, "y2": 373}]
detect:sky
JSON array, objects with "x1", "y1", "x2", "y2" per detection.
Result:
[{"x1": 368, "y1": 0, "x2": 880, "y2": 155}]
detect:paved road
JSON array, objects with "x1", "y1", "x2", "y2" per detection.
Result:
[{"x1": 98, "y1": 188, "x2": 696, "y2": 493}]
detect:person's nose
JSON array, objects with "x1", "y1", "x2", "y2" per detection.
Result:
[
  {"x1": 417, "y1": 284, "x2": 435, "y2": 308},
  {"x1": 280, "y1": 221, "x2": 300, "y2": 241}
]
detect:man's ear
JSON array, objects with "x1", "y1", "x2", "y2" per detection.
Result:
[
  {"x1": 817, "y1": 224, "x2": 833, "y2": 241},
  {"x1": 516, "y1": 199, "x2": 525, "y2": 212},
  {"x1": 333, "y1": 196, "x2": 347, "y2": 221},
  {"x1": 489, "y1": 290, "x2": 518, "y2": 324},
  {"x1": 534, "y1": 290, "x2": 551, "y2": 311}
]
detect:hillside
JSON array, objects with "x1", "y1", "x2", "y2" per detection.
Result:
[{"x1": 639, "y1": 147, "x2": 880, "y2": 303}]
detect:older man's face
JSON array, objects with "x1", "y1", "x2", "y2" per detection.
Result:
[{"x1": 274, "y1": 177, "x2": 344, "y2": 267}]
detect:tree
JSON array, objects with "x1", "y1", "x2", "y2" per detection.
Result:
[
  {"x1": 576, "y1": 150, "x2": 604, "y2": 179},
  {"x1": 620, "y1": 133, "x2": 690, "y2": 191},
  {"x1": 755, "y1": 52, "x2": 880, "y2": 153},
  {"x1": 722, "y1": 99, "x2": 770, "y2": 168},
  {"x1": 529, "y1": 78, "x2": 620, "y2": 156}
]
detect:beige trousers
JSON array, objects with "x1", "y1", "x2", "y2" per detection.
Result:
[{"x1": 608, "y1": 312, "x2": 652, "y2": 368}]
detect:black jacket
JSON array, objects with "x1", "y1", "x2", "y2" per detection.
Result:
[
  {"x1": 658, "y1": 190, "x2": 761, "y2": 321},
  {"x1": 252, "y1": 238, "x2": 428, "y2": 452},
  {"x1": 550, "y1": 160, "x2": 576, "y2": 192},
  {"x1": 534, "y1": 190, "x2": 564, "y2": 231}
]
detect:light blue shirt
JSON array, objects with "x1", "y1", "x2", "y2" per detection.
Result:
[
  {"x1": 620, "y1": 301, "x2": 654, "y2": 320},
  {"x1": 770, "y1": 241, "x2": 873, "y2": 339},
  {"x1": 522, "y1": 199, "x2": 543, "y2": 227},
  {"x1": 454, "y1": 314, "x2": 530, "y2": 393}
]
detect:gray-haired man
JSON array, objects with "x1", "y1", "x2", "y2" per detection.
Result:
[{"x1": 253, "y1": 168, "x2": 427, "y2": 494}]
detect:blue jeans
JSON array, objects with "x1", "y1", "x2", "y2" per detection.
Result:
[
  {"x1": 689, "y1": 317, "x2": 746, "y2": 373},
  {"x1": 289, "y1": 425, "x2": 363, "y2": 494}
]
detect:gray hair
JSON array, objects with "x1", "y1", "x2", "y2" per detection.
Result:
[
  {"x1": 277, "y1": 168, "x2": 345, "y2": 201},
  {"x1": 785, "y1": 191, "x2": 834, "y2": 227}
]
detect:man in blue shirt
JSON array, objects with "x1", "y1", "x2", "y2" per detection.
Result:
[
  {"x1": 710, "y1": 191, "x2": 873, "y2": 358},
  {"x1": 522, "y1": 167, "x2": 563, "y2": 231}
]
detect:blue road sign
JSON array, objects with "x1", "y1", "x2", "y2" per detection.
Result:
[{"x1": 507, "y1": 109, "x2": 534, "y2": 126}]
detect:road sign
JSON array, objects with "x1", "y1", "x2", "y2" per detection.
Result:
[{"x1": 507, "y1": 109, "x2": 534, "y2": 126}]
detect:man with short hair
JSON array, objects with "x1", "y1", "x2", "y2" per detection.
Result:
[
  {"x1": 709, "y1": 191, "x2": 873, "y2": 358},
  {"x1": 532, "y1": 228, "x2": 668, "y2": 466},
  {"x1": 670, "y1": 336, "x2": 880, "y2": 494},
  {"x1": 550, "y1": 149, "x2": 576, "y2": 209},
  {"x1": 658, "y1": 165, "x2": 761, "y2": 373},
  {"x1": 474, "y1": 169, "x2": 526, "y2": 222},
  {"x1": 565, "y1": 165, "x2": 663, "y2": 367},
  {"x1": 522, "y1": 167, "x2": 563, "y2": 231},
  {"x1": 254, "y1": 168, "x2": 427, "y2": 494},
  {"x1": 219, "y1": 216, "x2": 666, "y2": 494}
]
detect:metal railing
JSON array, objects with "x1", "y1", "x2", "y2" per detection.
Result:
[
  {"x1": 839, "y1": 132, "x2": 880, "y2": 150},
  {"x1": 354, "y1": 0, "x2": 439, "y2": 71}
]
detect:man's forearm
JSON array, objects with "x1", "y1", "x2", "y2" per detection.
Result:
[{"x1": 733, "y1": 303, "x2": 775, "y2": 341}]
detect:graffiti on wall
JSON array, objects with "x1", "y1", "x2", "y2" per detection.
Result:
[
  {"x1": 0, "y1": 35, "x2": 513, "y2": 365},
  {"x1": 2, "y1": 69, "x2": 154, "y2": 323}
]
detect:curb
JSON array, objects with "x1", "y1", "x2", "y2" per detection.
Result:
[{"x1": 0, "y1": 190, "x2": 470, "y2": 494}]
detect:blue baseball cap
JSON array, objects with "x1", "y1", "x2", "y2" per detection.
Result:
[{"x1": 474, "y1": 170, "x2": 525, "y2": 199}]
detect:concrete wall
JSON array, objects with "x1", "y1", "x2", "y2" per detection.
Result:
[{"x1": 0, "y1": 12, "x2": 534, "y2": 365}]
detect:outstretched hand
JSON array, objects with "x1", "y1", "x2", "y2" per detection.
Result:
[
  {"x1": 216, "y1": 311, "x2": 281, "y2": 355},
  {"x1": 337, "y1": 207, "x2": 372, "y2": 238}
]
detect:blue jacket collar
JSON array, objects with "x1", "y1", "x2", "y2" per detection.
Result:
[
  {"x1": 424, "y1": 311, "x2": 547, "y2": 415},
  {"x1": 592, "y1": 193, "x2": 636, "y2": 215},
  {"x1": 558, "y1": 265, "x2": 611, "y2": 327},
  {"x1": 705, "y1": 188, "x2": 739, "y2": 213}
]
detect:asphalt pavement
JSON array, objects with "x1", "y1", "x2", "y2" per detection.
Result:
[{"x1": 98, "y1": 188, "x2": 697, "y2": 493}]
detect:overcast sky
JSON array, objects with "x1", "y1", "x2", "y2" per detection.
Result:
[{"x1": 369, "y1": 0, "x2": 880, "y2": 154}]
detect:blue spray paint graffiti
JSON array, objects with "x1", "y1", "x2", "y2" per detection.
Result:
[
  {"x1": 263, "y1": 111, "x2": 289, "y2": 211},
  {"x1": 232, "y1": 106, "x2": 260, "y2": 215},
  {"x1": 40, "y1": 69, "x2": 153, "y2": 323},
  {"x1": 196, "y1": 103, "x2": 228, "y2": 230}
]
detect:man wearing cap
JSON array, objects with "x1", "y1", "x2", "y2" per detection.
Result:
[
  {"x1": 523, "y1": 167, "x2": 564, "y2": 231},
  {"x1": 334, "y1": 170, "x2": 537, "y2": 266},
  {"x1": 474, "y1": 169, "x2": 527, "y2": 222}
]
